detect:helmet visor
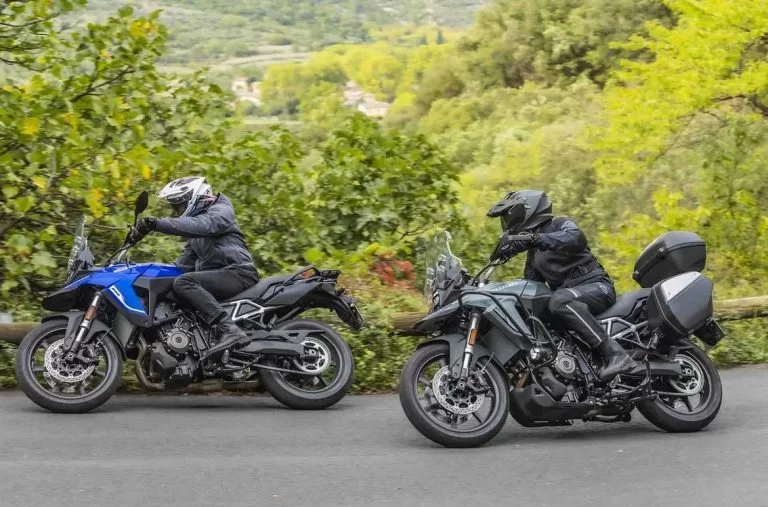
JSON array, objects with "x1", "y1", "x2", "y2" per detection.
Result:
[
  {"x1": 501, "y1": 202, "x2": 527, "y2": 233},
  {"x1": 168, "y1": 201, "x2": 188, "y2": 217}
]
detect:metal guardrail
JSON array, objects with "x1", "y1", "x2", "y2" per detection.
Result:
[{"x1": 0, "y1": 323, "x2": 37, "y2": 345}]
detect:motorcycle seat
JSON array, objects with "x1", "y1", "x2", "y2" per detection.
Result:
[
  {"x1": 596, "y1": 288, "x2": 651, "y2": 320},
  {"x1": 223, "y1": 274, "x2": 292, "y2": 302}
]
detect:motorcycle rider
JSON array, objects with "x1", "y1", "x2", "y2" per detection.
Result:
[
  {"x1": 488, "y1": 190, "x2": 636, "y2": 380},
  {"x1": 131, "y1": 176, "x2": 259, "y2": 359}
]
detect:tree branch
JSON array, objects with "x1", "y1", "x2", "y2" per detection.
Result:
[{"x1": 71, "y1": 66, "x2": 135, "y2": 103}]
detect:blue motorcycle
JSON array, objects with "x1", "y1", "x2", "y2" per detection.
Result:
[{"x1": 15, "y1": 191, "x2": 364, "y2": 413}]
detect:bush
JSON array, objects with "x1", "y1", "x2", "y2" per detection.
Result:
[{"x1": 0, "y1": 343, "x2": 16, "y2": 390}]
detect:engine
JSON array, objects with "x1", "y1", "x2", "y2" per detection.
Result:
[
  {"x1": 148, "y1": 304, "x2": 200, "y2": 387},
  {"x1": 527, "y1": 343, "x2": 585, "y2": 403},
  {"x1": 161, "y1": 322, "x2": 195, "y2": 355}
]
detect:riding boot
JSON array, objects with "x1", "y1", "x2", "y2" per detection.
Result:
[
  {"x1": 598, "y1": 338, "x2": 637, "y2": 380},
  {"x1": 205, "y1": 319, "x2": 248, "y2": 360}
]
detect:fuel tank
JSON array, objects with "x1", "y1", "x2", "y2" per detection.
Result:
[
  {"x1": 464, "y1": 280, "x2": 552, "y2": 319},
  {"x1": 413, "y1": 279, "x2": 551, "y2": 335}
]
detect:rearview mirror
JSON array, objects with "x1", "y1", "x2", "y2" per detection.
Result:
[{"x1": 134, "y1": 191, "x2": 149, "y2": 220}]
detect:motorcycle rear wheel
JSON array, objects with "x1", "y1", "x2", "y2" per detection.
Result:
[
  {"x1": 638, "y1": 345, "x2": 722, "y2": 432},
  {"x1": 259, "y1": 319, "x2": 354, "y2": 410}
]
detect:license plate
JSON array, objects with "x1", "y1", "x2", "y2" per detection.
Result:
[{"x1": 694, "y1": 319, "x2": 725, "y2": 346}]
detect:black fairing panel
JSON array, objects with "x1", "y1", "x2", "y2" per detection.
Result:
[
  {"x1": 262, "y1": 281, "x2": 321, "y2": 306},
  {"x1": 42, "y1": 286, "x2": 86, "y2": 312},
  {"x1": 482, "y1": 308, "x2": 533, "y2": 349},
  {"x1": 413, "y1": 305, "x2": 459, "y2": 334},
  {"x1": 133, "y1": 276, "x2": 176, "y2": 320},
  {"x1": 225, "y1": 274, "x2": 292, "y2": 302},
  {"x1": 517, "y1": 280, "x2": 552, "y2": 318},
  {"x1": 480, "y1": 326, "x2": 526, "y2": 365}
]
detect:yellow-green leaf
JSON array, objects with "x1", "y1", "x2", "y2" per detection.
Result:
[
  {"x1": 31, "y1": 251, "x2": 57, "y2": 269},
  {"x1": 86, "y1": 188, "x2": 105, "y2": 218},
  {"x1": 32, "y1": 176, "x2": 47, "y2": 190},
  {"x1": 22, "y1": 117, "x2": 41, "y2": 136}
]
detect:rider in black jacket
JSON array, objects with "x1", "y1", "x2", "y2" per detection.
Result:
[
  {"x1": 131, "y1": 176, "x2": 260, "y2": 359},
  {"x1": 488, "y1": 190, "x2": 635, "y2": 380}
]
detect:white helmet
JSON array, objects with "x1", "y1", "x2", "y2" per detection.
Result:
[{"x1": 157, "y1": 176, "x2": 214, "y2": 218}]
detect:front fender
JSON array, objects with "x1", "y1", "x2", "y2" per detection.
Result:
[
  {"x1": 416, "y1": 333, "x2": 498, "y2": 377},
  {"x1": 42, "y1": 312, "x2": 127, "y2": 359}
]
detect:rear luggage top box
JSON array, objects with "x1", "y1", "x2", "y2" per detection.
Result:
[{"x1": 633, "y1": 231, "x2": 707, "y2": 288}]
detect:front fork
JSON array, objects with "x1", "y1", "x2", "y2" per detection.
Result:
[
  {"x1": 456, "y1": 311, "x2": 481, "y2": 390},
  {"x1": 63, "y1": 292, "x2": 103, "y2": 361}
]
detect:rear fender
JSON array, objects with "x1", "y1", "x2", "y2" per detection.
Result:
[
  {"x1": 273, "y1": 284, "x2": 365, "y2": 330},
  {"x1": 416, "y1": 333, "x2": 498, "y2": 377},
  {"x1": 41, "y1": 311, "x2": 131, "y2": 359},
  {"x1": 657, "y1": 337, "x2": 697, "y2": 361},
  {"x1": 263, "y1": 281, "x2": 320, "y2": 306}
]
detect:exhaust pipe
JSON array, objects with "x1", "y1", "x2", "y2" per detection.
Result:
[
  {"x1": 135, "y1": 336, "x2": 264, "y2": 393},
  {"x1": 135, "y1": 336, "x2": 165, "y2": 391}
]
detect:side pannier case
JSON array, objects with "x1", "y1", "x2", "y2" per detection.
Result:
[
  {"x1": 647, "y1": 272, "x2": 713, "y2": 341},
  {"x1": 633, "y1": 231, "x2": 706, "y2": 288}
]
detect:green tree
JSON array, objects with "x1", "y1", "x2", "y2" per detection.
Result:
[
  {"x1": 596, "y1": 0, "x2": 768, "y2": 183},
  {"x1": 259, "y1": 62, "x2": 306, "y2": 115},
  {"x1": 0, "y1": 4, "x2": 230, "y2": 305},
  {"x1": 309, "y1": 115, "x2": 460, "y2": 250}
]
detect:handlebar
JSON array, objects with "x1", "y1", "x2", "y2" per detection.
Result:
[
  {"x1": 504, "y1": 234, "x2": 534, "y2": 242},
  {"x1": 474, "y1": 233, "x2": 536, "y2": 286},
  {"x1": 106, "y1": 227, "x2": 141, "y2": 266}
]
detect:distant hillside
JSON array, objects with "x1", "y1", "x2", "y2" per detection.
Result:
[{"x1": 76, "y1": 0, "x2": 487, "y2": 66}]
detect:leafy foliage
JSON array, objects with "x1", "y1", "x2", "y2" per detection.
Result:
[
  {"x1": 595, "y1": 0, "x2": 768, "y2": 183},
  {"x1": 309, "y1": 115, "x2": 460, "y2": 250},
  {"x1": 0, "y1": 1, "x2": 460, "y2": 311}
]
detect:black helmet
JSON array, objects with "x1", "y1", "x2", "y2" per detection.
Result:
[{"x1": 487, "y1": 190, "x2": 553, "y2": 233}]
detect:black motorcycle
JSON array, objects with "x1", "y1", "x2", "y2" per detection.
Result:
[
  {"x1": 398, "y1": 230, "x2": 724, "y2": 447},
  {"x1": 16, "y1": 191, "x2": 364, "y2": 413}
]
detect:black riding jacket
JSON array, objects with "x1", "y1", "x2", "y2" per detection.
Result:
[
  {"x1": 524, "y1": 217, "x2": 611, "y2": 290},
  {"x1": 155, "y1": 193, "x2": 255, "y2": 272}
]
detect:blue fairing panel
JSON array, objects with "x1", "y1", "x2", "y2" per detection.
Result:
[{"x1": 49, "y1": 263, "x2": 184, "y2": 316}]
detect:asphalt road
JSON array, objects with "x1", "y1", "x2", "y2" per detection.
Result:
[{"x1": 1, "y1": 366, "x2": 767, "y2": 507}]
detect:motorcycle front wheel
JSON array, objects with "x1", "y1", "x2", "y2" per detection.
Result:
[
  {"x1": 398, "y1": 343, "x2": 509, "y2": 448},
  {"x1": 15, "y1": 320, "x2": 123, "y2": 414}
]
